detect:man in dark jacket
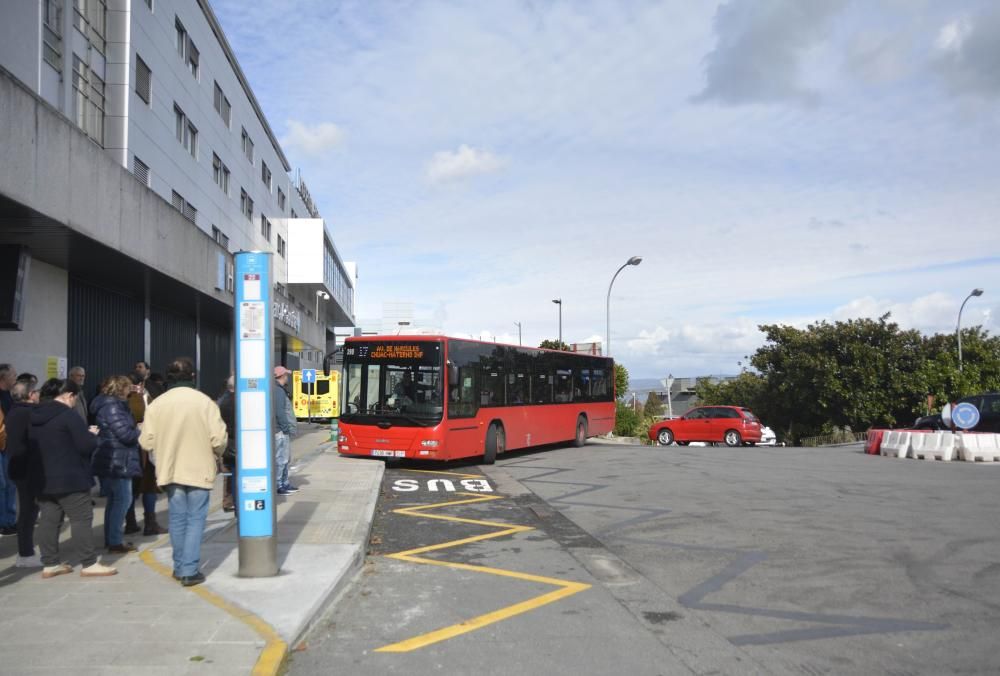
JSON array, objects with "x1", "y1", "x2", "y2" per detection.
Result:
[
  {"x1": 30, "y1": 378, "x2": 117, "y2": 578},
  {"x1": 6, "y1": 380, "x2": 41, "y2": 567}
]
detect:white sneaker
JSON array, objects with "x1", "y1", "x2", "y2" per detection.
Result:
[
  {"x1": 80, "y1": 561, "x2": 118, "y2": 577},
  {"x1": 16, "y1": 553, "x2": 42, "y2": 568}
]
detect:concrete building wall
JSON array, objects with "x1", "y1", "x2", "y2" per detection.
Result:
[
  {"x1": 126, "y1": 0, "x2": 293, "y2": 263},
  {"x1": 0, "y1": 259, "x2": 68, "y2": 379}
]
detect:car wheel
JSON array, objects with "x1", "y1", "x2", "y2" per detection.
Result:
[
  {"x1": 573, "y1": 416, "x2": 587, "y2": 447},
  {"x1": 657, "y1": 428, "x2": 674, "y2": 446},
  {"x1": 724, "y1": 430, "x2": 742, "y2": 447},
  {"x1": 484, "y1": 423, "x2": 504, "y2": 465}
]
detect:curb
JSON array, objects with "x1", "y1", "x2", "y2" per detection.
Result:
[{"x1": 139, "y1": 536, "x2": 290, "y2": 676}]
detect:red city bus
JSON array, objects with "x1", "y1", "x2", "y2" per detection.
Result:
[{"x1": 337, "y1": 335, "x2": 616, "y2": 463}]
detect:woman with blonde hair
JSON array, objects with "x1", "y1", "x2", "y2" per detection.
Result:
[{"x1": 91, "y1": 375, "x2": 142, "y2": 553}]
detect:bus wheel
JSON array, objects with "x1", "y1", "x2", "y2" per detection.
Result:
[
  {"x1": 484, "y1": 424, "x2": 504, "y2": 465},
  {"x1": 573, "y1": 416, "x2": 588, "y2": 447}
]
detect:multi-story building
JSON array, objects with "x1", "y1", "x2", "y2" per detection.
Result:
[{"x1": 0, "y1": 0, "x2": 355, "y2": 394}]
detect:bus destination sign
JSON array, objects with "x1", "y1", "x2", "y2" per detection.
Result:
[
  {"x1": 346, "y1": 342, "x2": 434, "y2": 361},
  {"x1": 371, "y1": 344, "x2": 424, "y2": 360}
]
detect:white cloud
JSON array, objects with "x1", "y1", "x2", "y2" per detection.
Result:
[
  {"x1": 832, "y1": 292, "x2": 993, "y2": 334},
  {"x1": 935, "y1": 17, "x2": 972, "y2": 54},
  {"x1": 281, "y1": 120, "x2": 344, "y2": 156},
  {"x1": 425, "y1": 145, "x2": 506, "y2": 184}
]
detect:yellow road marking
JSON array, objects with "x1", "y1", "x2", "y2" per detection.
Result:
[
  {"x1": 140, "y1": 538, "x2": 287, "y2": 676},
  {"x1": 376, "y1": 488, "x2": 591, "y2": 652}
]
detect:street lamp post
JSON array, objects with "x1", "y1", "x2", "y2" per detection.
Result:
[
  {"x1": 552, "y1": 298, "x2": 562, "y2": 346},
  {"x1": 513, "y1": 321, "x2": 522, "y2": 346},
  {"x1": 315, "y1": 290, "x2": 330, "y2": 321},
  {"x1": 957, "y1": 288, "x2": 984, "y2": 372},
  {"x1": 605, "y1": 256, "x2": 642, "y2": 357}
]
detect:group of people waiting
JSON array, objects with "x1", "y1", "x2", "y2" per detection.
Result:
[{"x1": 0, "y1": 357, "x2": 248, "y2": 586}]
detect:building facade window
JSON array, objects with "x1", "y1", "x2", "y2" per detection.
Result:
[
  {"x1": 173, "y1": 104, "x2": 197, "y2": 158},
  {"x1": 241, "y1": 189, "x2": 253, "y2": 221},
  {"x1": 260, "y1": 214, "x2": 272, "y2": 241},
  {"x1": 72, "y1": 55, "x2": 105, "y2": 146},
  {"x1": 277, "y1": 188, "x2": 286, "y2": 211},
  {"x1": 261, "y1": 161, "x2": 271, "y2": 191},
  {"x1": 135, "y1": 55, "x2": 151, "y2": 104},
  {"x1": 171, "y1": 190, "x2": 196, "y2": 223},
  {"x1": 174, "y1": 16, "x2": 198, "y2": 77},
  {"x1": 212, "y1": 153, "x2": 230, "y2": 194},
  {"x1": 241, "y1": 127, "x2": 254, "y2": 164},
  {"x1": 212, "y1": 225, "x2": 230, "y2": 250},
  {"x1": 213, "y1": 81, "x2": 231, "y2": 127},
  {"x1": 74, "y1": 0, "x2": 106, "y2": 54},
  {"x1": 43, "y1": 0, "x2": 63, "y2": 71},
  {"x1": 277, "y1": 234, "x2": 286, "y2": 258},
  {"x1": 133, "y1": 156, "x2": 150, "y2": 186},
  {"x1": 175, "y1": 17, "x2": 186, "y2": 58},
  {"x1": 291, "y1": 208, "x2": 297, "y2": 219}
]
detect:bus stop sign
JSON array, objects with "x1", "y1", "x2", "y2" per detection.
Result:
[
  {"x1": 302, "y1": 368, "x2": 317, "y2": 384},
  {"x1": 952, "y1": 402, "x2": 980, "y2": 430}
]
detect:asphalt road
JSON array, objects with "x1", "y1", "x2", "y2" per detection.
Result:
[{"x1": 289, "y1": 441, "x2": 1000, "y2": 675}]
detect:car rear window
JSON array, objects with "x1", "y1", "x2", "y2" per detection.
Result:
[{"x1": 740, "y1": 409, "x2": 759, "y2": 421}]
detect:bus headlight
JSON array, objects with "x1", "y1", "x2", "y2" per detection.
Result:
[
  {"x1": 421, "y1": 440, "x2": 439, "y2": 448},
  {"x1": 338, "y1": 435, "x2": 348, "y2": 443}
]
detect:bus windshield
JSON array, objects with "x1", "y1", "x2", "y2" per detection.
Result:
[{"x1": 341, "y1": 340, "x2": 444, "y2": 426}]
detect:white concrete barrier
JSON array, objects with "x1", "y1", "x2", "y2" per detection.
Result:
[
  {"x1": 957, "y1": 433, "x2": 1000, "y2": 463},
  {"x1": 880, "y1": 430, "x2": 911, "y2": 458},
  {"x1": 910, "y1": 431, "x2": 956, "y2": 461}
]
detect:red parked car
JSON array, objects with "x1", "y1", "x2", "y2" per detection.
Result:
[{"x1": 648, "y1": 405, "x2": 763, "y2": 447}]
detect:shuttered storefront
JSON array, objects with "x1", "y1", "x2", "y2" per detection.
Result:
[{"x1": 67, "y1": 278, "x2": 144, "y2": 401}]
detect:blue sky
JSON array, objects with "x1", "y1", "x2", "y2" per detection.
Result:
[{"x1": 212, "y1": 0, "x2": 1000, "y2": 379}]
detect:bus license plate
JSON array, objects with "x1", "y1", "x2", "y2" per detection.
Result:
[{"x1": 371, "y1": 449, "x2": 405, "y2": 458}]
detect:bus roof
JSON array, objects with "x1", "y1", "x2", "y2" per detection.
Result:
[{"x1": 344, "y1": 334, "x2": 610, "y2": 359}]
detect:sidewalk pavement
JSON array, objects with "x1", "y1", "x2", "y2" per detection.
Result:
[{"x1": 0, "y1": 424, "x2": 384, "y2": 675}]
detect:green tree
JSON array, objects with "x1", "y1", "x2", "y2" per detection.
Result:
[
  {"x1": 643, "y1": 392, "x2": 665, "y2": 418},
  {"x1": 747, "y1": 315, "x2": 926, "y2": 443},
  {"x1": 614, "y1": 363, "x2": 629, "y2": 400},
  {"x1": 539, "y1": 339, "x2": 570, "y2": 351},
  {"x1": 614, "y1": 400, "x2": 644, "y2": 437}
]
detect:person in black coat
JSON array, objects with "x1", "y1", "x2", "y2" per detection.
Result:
[
  {"x1": 29, "y1": 378, "x2": 117, "y2": 578},
  {"x1": 5, "y1": 380, "x2": 42, "y2": 567},
  {"x1": 91, "y1": 375, "x2": 142, "y2": 553}
]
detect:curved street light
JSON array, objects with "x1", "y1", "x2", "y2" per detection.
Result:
[
  {"x1": 957, "y1": 288, "x2": 984, "y2": 372},
  {"x1": 552, "y1": 298, "x2": 562, "y2": 345},
  {"x1": 315, "y1": 289, "x2": 330, "y2": 320},
  {"x1": 605, "y1": 256, "x2": 642, "y2": 357}
]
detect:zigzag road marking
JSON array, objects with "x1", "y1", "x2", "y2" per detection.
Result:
[
  {"x1": 376, "y1": 471, "x2": 590, "y2": 653},
  {"x1": 501, "y1": 456, "x2": 947, "y2": 645}
]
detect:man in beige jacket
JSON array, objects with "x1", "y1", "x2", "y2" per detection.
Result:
[{"x1": 139, "y1": 357, "x2": 227, "y2": 587}]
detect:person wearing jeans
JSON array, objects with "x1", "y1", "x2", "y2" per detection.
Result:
[
  {"x1": 91, "y1": 375, "x2": 142, "y2": 553},
  {"x1": 272, "y1": 366, "x2": 298, "y2": 495},
  {"x1": 139, "y1": 357, "x2": 227, "y2": 587},
  {"x1": 165, "y1": 484, "x2": 210, "y2": 576}
]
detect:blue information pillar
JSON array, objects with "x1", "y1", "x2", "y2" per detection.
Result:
[{"x1": 233, "y1": 251, "x2": 278, "y2": 577}]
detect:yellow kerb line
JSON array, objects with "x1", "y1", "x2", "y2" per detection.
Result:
[{"x1": 375, "y1": 490, "x2": 591, "y2": 653}]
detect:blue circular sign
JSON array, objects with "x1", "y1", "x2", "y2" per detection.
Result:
[{"x1": 952, "y1": 402, "x2": 980, "y2": 430}]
